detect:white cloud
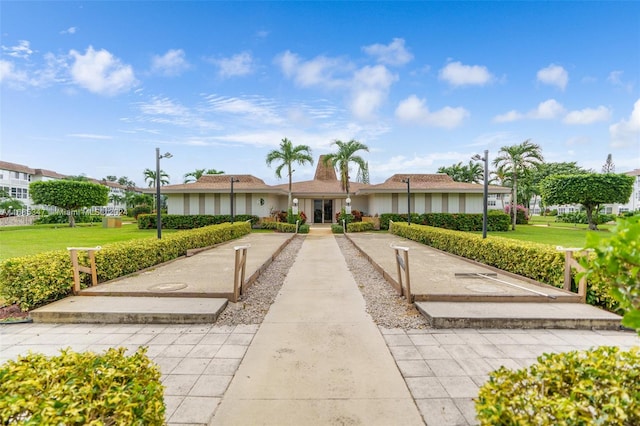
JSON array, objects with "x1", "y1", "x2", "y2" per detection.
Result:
[
  {"x1": 206, "y1": 95, "x2": 283, "y2": 125},
  {"x1": 563, "y1": 106, "x2": 611, "y2": 125},
  {"x1": 373, "y1": 152, "x2": 467, "y2": 174},
  {"x1": 275, "y1": 50, "x2": 349, "y2": 89},
  {"x1": 530, "y1": 99, "x2": 565, "y2": 119},
  {"x1": 0, "y1": 60, "x2": 28, "y2": 86},
  {"x1": 1, "y1": 40, "x2": 34, "y2": 59},
  {"x1": 607, "y1": 70, "x2": 634, "y2": 92},
  {"x1": 493, "y1": 110, "x2": 524, "y2": 123},
  {"x1": 256, "y1": 30, "x2": 269, "y2": 38},
  {"x1": 362, "y1": 38, "x2": 413, "y2": 66},
  {"x1": 213, "y1": 51, "x2": 254, "y2": 78},
  {"x1": 139, "y1": 97, "x2": 189, "y2": 116},
  {"x1": 438, "y1": 61, "x2": 493, "y2": 87},
  {"x1": 395, "y1": 95, "x2": 469, "y2": 128},
  {"x1": 609, "y1": 98, "x2": 640, "y2": 148},
  {"x1": 60, "y1": 27, "x2": 77, "y2": 35},
  {"x1": 350, "y1": 65, "x2": 397, "y2": 120},
  {"x1": 151, "y1": 49, "x2": 189, "y2": 76},
  {"x1": 70, "y1": 46, "x2": 137, "y2": 96},
  {"x1": 537, "y1": 64, "x2": 568, "y2": 90},
  {"x1": 67, "y1": 133, "x2": 112, "y2": 140}
]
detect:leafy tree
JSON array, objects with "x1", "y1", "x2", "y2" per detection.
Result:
[
  {"x1": 602, "y1": 153, "x2": 615, "y2": 173},
  {"x1": 539, "y1": 173, "x2": 634, "y2": 230},
  {"x1": 143, "y1": 168, "x2": 170, "y2": 187},
  {"x1": 0, "y1": 199, "x2": 25, "y2": 214},
  {"x1": 184, "y1": 168, "x2": 224, "y2": 183},
  {"x1": 582, "y1": 215, "x2": 640, "y2": 334},
  {"x1": 125, "y1": 191, "x2": 153, "y2": 208},
  {"x1": 64, "y1": 175, "x2": 89, "y2": 182},
  {"x1": 322, "y1": 139, "x2": 369, "y2": 197},
  {"x1": 103, "y1": 175, "x2": 118, "y2": 182},
  {"x1": 438, "y1": 161, "x2": 484, "y2": 183},
  {"x1": 30, "y1": 180, "x2": 109, "y2": 227},
  {"x1": 492, "y1": 140, "x2": 544, "y2": 230},
  {"x1": 117, "y1": 176, "x2": 136, "y2": 189},
  {"x1": 266, "y1": 137, "x2": 314, "y2": 208},
  {"x1": 526, "y1": 162, "x2": 590, "y2": 213}
]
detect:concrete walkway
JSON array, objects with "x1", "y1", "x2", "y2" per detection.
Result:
[{"x1": 210, "y1": 231, "x2": 425, "y2": 425}]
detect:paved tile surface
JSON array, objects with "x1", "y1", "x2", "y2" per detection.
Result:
[
  {"x1": 381, "y1": 327, "x2": 639, "y2": 425},
  {"x1": 0, "y1": 322, "x2": 258, "y2": 426}
]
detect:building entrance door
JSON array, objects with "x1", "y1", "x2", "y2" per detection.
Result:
[{"x1": 313, "y1": 199, "x2": 334, "y2": 223}]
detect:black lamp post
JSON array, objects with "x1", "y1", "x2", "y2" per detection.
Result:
[
  {"x1": 401, "y1": 177, "x2": 411, "y2": 225},
  {"x1": 230, "y1": 177, "x2": 239, "y2": 222},
  {"x1": 472, "y1": 150, "x2": 489, "y2": 239},
  {"x1": 155, "y1": 147, "x2": 172, "y2": 239}
]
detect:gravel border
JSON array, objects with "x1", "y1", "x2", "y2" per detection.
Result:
[
  {"x1": 215, "y1": 235, "x2": 305, "y2": 326},
  {"x1": 336, "y1": 235, "x2": 430, "y2": 330}
]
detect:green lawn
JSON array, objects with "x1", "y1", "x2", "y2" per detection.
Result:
[
  {"x1": 0, "y1": 224, "x2": 178, "y2": 261},
  {"x1": 487, "y1": 224, "x2": 609, "y2": 248}
]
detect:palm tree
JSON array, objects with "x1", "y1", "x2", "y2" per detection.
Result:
[
  {"x1": 322, "y1": 139, "x2": 369, "y2": 197},
  {"x1": 143, "y1": 168, "x2": 170, "y2": 187},
  {"x1": 266, "y1": 138, "x2": 314, "y2": 208},
  {"x1": 184, "y1": 168, "x2": 225, "y2": 183},
  {"x1": 492, "y1": 140, "x2": 544, "y2": 230},
  {"x1": 438, "y1": 161, "x2": 484, "y2": 183}
]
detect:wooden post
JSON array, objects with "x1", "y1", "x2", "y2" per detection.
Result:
[
  {"x1": 557, "y1": 246, "x2": 589, "y2": 303},
  {"x1": 67, "y1": 247, "x2": 101, "y2": 294},
  {"x1": 391, "y1": 245, "x2": 412, "y2": 303},
  {"x1": 233, "y1": 245, "x2": 249, "y2": 303}
]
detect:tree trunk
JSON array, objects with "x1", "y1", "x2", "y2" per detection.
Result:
[
  {"x1": 511, "y1": 175, "x2": 517, "y2": 230},
  {"x1": 585, "y1": 205, "x2": 598, "y2": 231},
  {"x1": 68, "y1": 213, "x2": 76, "y2": 228}
]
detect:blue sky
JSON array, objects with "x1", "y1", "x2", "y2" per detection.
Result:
[{"x1": 1, "y1": 1, "x2": 639, "y2": 187}]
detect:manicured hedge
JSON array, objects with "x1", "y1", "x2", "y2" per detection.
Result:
[
  {"x1": 347, "y1": 222, "x2": 374, "y2": 232},
  {"x1": 0, "y1": 347, "x2": 165, "y2": 425},
  {"x1": 476, "y1": 346, "x2": 640, "y2": 425},
  {"x1": 137, "y1": 214, "x2": 259, "y2": 229},
  {"x1": 380, "y1": 211, "x2": 510, "y2": 231},
  {"x1": 274, "y1": 223, "x2": 309, "y2": 233},
  {"x1": 331, "y1": 224, "x2": 344, "y2": 234},
  {"x1": 0, "y1": 222, "x2": 251, "y2": 310},
  {"x1": 389, "y1": 222, "x2": 619, "y2": 313}
]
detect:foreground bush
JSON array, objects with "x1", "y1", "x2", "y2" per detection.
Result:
[
  {"x1": 0, "y1": 222, "x2": 250, "y2": 310},
  {"x1": 138, "y1": 214, "x2": 259, "y2": 229},
  {"x1": 476, "y1": 346, "x2": 640, "y2": 425},
  {"x1": 274, "y1": 222, "x2": 309, "y2": 233},
  {"x1": 0, "y1": 347, "x2": 165, "y2": 425},
  {"x1": 347, "y1": 222, "x2": 374, "y2": 232},
  {"x1": 390, "y1": 222, "x2": 620, "y2": 313}
]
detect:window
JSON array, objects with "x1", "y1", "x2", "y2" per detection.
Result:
[
  {"x1": 488, "y1": 200, "x2": 497, "y2": 207},
  {"x1": 14, "y1": 172, "x2": 20, "y2": 179}
]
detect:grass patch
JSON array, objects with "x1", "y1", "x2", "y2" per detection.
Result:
[
  {"x1": 528, "y1": 215, "x2": 615, "y2": 230},
  {"x1": 0, "y1": 224, "x2": 178, "y2": 261},
  {"x1": 484, "y1": 224, "x2": 610, "y2": 248}
]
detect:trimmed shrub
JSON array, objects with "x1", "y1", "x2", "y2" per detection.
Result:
[
  {"x1": 138, "y1": 214, "x2": 259, "y2": 229},
  {"x1": 0, "y1": 347, "x2": 165, "y2": 425},
  {"x1": 380, "y1": 212, "x2": 510, "y2": 232},
  {"x1": 34, "y1": 212, "x2": 103, "y2": 225},
  {"x1": 260, "y1": 221, "x2": 278, "y2": 230},
  {"x1": 274, "y1": 223, "x2": 309, "y2": 233},
  {"x1": 0, "y1": 222, "x2": 251, "y2": 310},
  {"x1": 331, "y1": 224, "x2": 344, "y2": 234},
  {"x1": 476, "y1": 346, "x2": 640, "y2": 425},
  {"x1": 128, "y1": 205, "x2": 152, "y2": 219},
  {"x1": 389, "y1": 222, "x2": 620, "y2": 312},
  {"x1": 347, "y1": 222, "x2": 374, "y2": 232}
]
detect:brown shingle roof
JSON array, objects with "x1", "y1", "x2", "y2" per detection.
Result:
[
  {"x1": 274, "y1": 179, "x2": 367, "y2": 196},
  {"x1": 357, "y1": 174, "x2": 510, "y2": 194},
  {"x1": 0, "y1": 161, "x2": 36, "y2": 175},
  {"x1": 314, "y1": 155, "x2": 338, "y2": 181},
  {"x1": 154, "y1": 174, "x2": 284, "y2": 194}
]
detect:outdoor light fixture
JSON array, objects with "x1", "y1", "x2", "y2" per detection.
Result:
[
  {"x1": 292, "y1": 198, "x2": 299, "y2": 215},
  {"x1": 345, "y1": 197, "x2": 352, "y2": 214},
  {"x1": 472, "y1": 150, "x2": 489, "y2": 239},
  {"x1": 230, "y1": 177, "x2": 240, "y2": 222},
  {"x1": 156, "y1": 148, "x2": 172, "y2": 239},
  {"x1": 401, "y1": 177, "x2": 411, "y2": 225}
]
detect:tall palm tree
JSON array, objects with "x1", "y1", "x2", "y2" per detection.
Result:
[
  {"x1": 143, "y1": 168, "x2": 170, "y2": 187},
  {"x1": 266, "y1": 138, "x2": 314, "y2": 208},
  {"x1": 438, "y1": 161, "x2": 484, "y2": 183},
  {"x1": 492, "y1": 140, "x2": 544, "y2": 230},
  {"x1": 322, "y1": 139, "x2": 369, "y2": 197},
  {"x1": 184, "y1": 168, "x2": 225, "y2": 183}
]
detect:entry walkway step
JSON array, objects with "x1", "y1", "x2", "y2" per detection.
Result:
[
  {"x1": 30, "y1": 296, "x2": 227, "y2": 324},
  {"x1": 416, "y1": 301, "x2": 623, "y2": 330}
]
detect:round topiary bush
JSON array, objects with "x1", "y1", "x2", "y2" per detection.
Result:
[{"x1": 475, "y1": 346, "x2": 640, "y2": 425}]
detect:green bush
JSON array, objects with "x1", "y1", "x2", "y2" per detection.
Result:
[
  {"x1": 557, "y1": 211, "x2": 616, "y2": 225},
  {"x1": 476, "y1": 346, "x2": 640, "y2": 425},
  {"x1": 379, "y1": 211, "x2": 510, "y2": 232},
  {"x1": 137, "y1": 214, "x2": 259, "y2": 229},
  {"x1": 274, "y1": 223, "x2": 309, "y2": 233},
  {"x1": 35, "y1": 213, "x2": 103, "y2": 225},
  {"x1": 0, "y1": 222, "x2": 251, "y2": 310},
  {"x1": 128, "y1": 205, "x2": 152, "y2": 219},
  {"x1": 347, "y1": 222, "x2": 374, "y2": 232},
  {"x1": 259, "y1": 221, "x2": 278, "y2": 230},
  {"x1": 389, "y1": 222, "x2": 620, "y2": 313},
  {"x1": 0, "y1": 347, "x2": 165, "y2": 425},
  {"x1": 331, "y1": 224, "x2": 344, "y2": 234}
]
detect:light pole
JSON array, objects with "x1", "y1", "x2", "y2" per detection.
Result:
[
  {"x1": 472, "y1": 150, "x2": 489, "y2": 239},
  {"x1": 156, "y1": 148, "x2": 172, "y2": 239},
  {"x1": 230, "y1": 177, "x2": 239, "y2": 222},
  {"x1": 401, "y1": 177, "x2": 411, "y2": 225}
]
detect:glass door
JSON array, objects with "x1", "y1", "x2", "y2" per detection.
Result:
[
  {"x1": 313, "y1": 200, "x2": 323, "y2": 223},
  {"x1": 323, "y1": 200, "x2": 333, "y2": 223}
]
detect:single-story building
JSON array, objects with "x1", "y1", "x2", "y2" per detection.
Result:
[{"x1": 155, "y1": 156, "x2": 510, "y2": 224}]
